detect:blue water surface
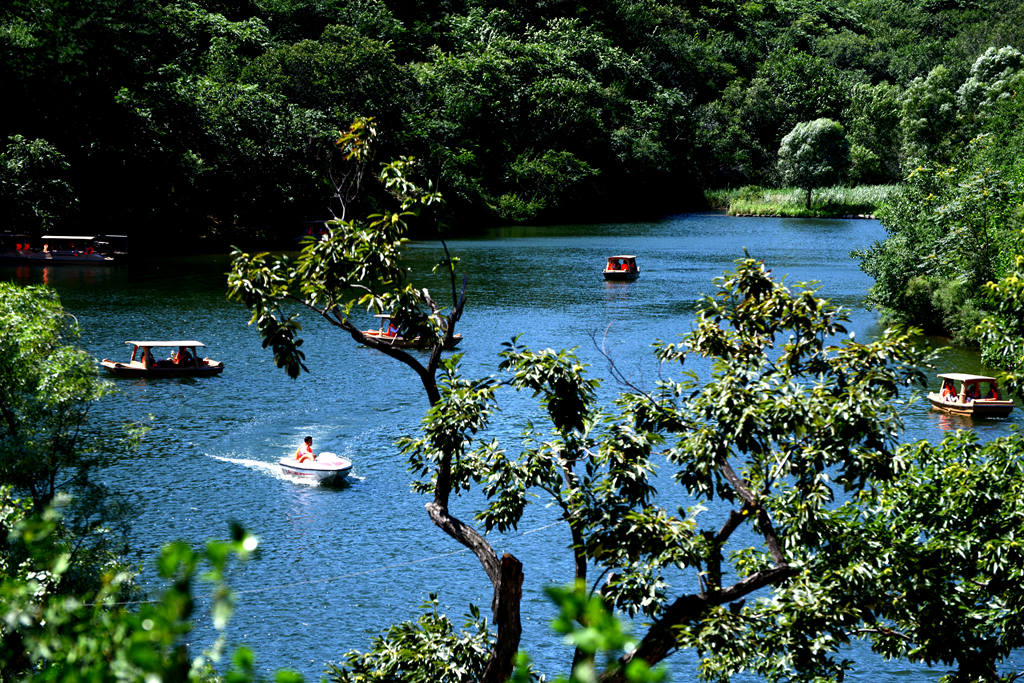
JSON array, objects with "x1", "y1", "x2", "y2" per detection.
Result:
[{"x1": 4, "y1": 213, "x2": 1020, "y2": 681}]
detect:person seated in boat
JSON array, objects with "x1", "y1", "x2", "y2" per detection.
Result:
[
  {"x1": 141, "y1": 347, "x2": 155, "y2": 369},
  {"x1": 941, "y1": 380, "x2": 956, "y2": 401},
  {"x1": 173, "y1": 347, "x2": 196, "y2": 366},
  {"x1": 986, "y1": 384, "x2": 1000, "y2": 400},
  {"x1": 387, "y1": 321, "x2": 400, "y2": 337},
  {"x1": 294, "y1": 436, "x2": 316, "y2": 463},
  {"x1": 966, "y1": 383, "x2": 981, "y2": 401}
]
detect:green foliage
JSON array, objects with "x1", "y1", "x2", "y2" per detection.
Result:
[
  {"x1": 0, "y1": 495, "x2": 278, "y2": 683},
  {"x1": 228, "y1": 119, "x2": 448, "y2": 382},
  {"x1": 709, "y1": 183, "x2": 894, "y2": 217},
  {"x1": 499, "y1": 150, "x2": 600, "y2": 223},
  {"x1": 671, "y1": 428, "x2": 1024, "y2": 681},
  {"x1": 0, "y1": 135, "x2": 77, "y2": 233},
  {"x1": 239, "y1": 24, "x2": 410, "y2": 128},
  {"x1": 327, "y1": 597, "x2": 494, "y2": 683},
  {"x1": 404, "y1": 9, "x2": 694, "y2": 222},
  {"x1": 957, "y1": 46, "x2": 1024, "y2": 118},
  {"x1": 396, "y1": 256, "x2": 931, "y2": 680},
  {"x1": 859, "y1": 91, "x2": 1024, "y2": 346},
  {"x1": 977, "y1": 250, "x2": 1024, "y2": 394},
  {"x1": 827, "y1": 429, "x2": 1024, "y2": 680},
  {"x1": 846, "y1": 82, "x2": 901, "y2": 184},
  {"x1": 510, "y1": 582, "x2": 666, "y2": 683},
  {"x1": 899, "y1": 64, "x2": 958, "y2": 165},
  {"x1": 6, "y1": 0, "x2": 1024, "y2": 233},
  {"x1": 0, "y1": 283, "x2": 133, "y2": 516},
  {"x1": 777, "y1": 118, "x2": 850, "y2": 208}
]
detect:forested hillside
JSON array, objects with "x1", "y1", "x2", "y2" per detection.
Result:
[{"x1": 2, "y1": 0, "x2": 1023, "y2": 245}]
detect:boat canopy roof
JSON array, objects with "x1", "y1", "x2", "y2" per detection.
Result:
[
  {"x1": 42, "y1": 235, "x2": 97, "y2": 241},
  {"x1": 607, "y1": 255, "x2": 636, "y2": 260},
  {"x1": 937, "y1": 372, "x2": 997, "y2": 383},
  {"x1": 126, "y1": 340, "x2": 206, "y2": 348}
]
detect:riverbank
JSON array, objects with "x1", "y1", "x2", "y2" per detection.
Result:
[{"x1": 706, "y1": 184, "x2": 897, "y2": 218}]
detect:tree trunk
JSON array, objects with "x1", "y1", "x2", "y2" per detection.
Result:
[
  {"x1": 482, "y1": 554, "x2": 524, "y2": 683},
  {"x1": 806, "y1": 186, "x2": 812, "y2": 209},
  {"x1": 599, "y1": 565, "x2": 797, "y2": 683}
]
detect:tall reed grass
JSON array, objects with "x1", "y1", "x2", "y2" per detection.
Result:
[{"x1": 706, "y1": 185, "x2": 897, "y2": 217}]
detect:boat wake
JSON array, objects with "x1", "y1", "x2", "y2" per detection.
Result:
[
  {"x1": 210, "y1": 454, "x2": 321, "y2": 486},
  {"x1": 209, "y1": 454, "x2": 361, "y2": 486}
]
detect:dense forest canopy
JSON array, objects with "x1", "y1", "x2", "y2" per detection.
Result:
[{"x1": 2, "y1": 0, "x2": 1024, "y2": 245}]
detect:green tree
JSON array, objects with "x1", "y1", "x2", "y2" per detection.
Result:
[
  {"x1": 405, "y1": 9, "x2": 694, "y2": 223},
  {"x1": 0, "y1": 283, "x2": 131, "y2": 513},
  {"x1": 0, "y1": 491, "x2": 276, "y2": 683},
  {"x1": 0, "y1": 283, "x2": 144, "y2": 599},
  {"x1": 957, "y1": 46, "x2": 1024, "y2": 118},
  {"x1": 239, "y1": 24, "x2": 411, "y2": 132},
  {"x1": 977, "y1": 249, "x2": 1024, "y2": 394},
  {"x1": 845, "y1": 82, "x2": 901, "y2": 184},
  {"x1": 232, "y1": 124, "x2": 940, "y2": 677},
  {"x1": 733, "y1": 51, "x2": 850, "y2": 184},
  {"x1": 0, "y1": 135, "x2": 77, "y2": 234},
  {"x1": 899, "y1": 64, "x2": 958, "y2": 166},
  {"x1": 858, "y1": 90, "x2": 1024, "y2": 343},
  {"x1": 831, "y1": 429, "x2": 1024, "y2": 680},
  {"x1": 777, "y1": 118, "x2": 850, "y2": 208},
  {"x1": 228, "y1": 120, "x2": 527, "y2": 682}
]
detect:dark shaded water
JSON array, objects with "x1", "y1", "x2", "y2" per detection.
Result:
[{"x1": 3, "y1": 213, "x2": 1021, "y2": 681}]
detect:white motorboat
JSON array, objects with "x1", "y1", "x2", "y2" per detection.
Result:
[{"x1": 278, "y1": 451, "x2": 352, "y2": 483}]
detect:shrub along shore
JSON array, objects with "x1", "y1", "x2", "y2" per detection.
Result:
[{"x1": 706, "y1": 185, "x2": 896, "y2": 218}]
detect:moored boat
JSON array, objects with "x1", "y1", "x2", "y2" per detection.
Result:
[
  {"x1": 603, "y1": 255, "x2": 639, "y2": 281},
  {"x1": 927, "y1": 372, "x2": 1013, "y2": 418},
  {"x1": 279, "y1": 452, "x2": 352, "y2": 483},
  {"x1": 100, "y1": 341, "x2": 225, "y2": 377},
  {"x1": 0, "y1": 234, "x2": 127, "y2": 265},
  {"x1": 361, "y1": 314, "x2": 462, "y2": 350}
]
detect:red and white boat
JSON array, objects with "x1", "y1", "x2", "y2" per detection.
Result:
[{"x1": 602, "y1": 255, "x2": 639, "y2": 281}]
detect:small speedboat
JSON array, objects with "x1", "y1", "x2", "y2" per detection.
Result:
[{"x1": 278, "y1": 451, "x2": 352, "y2": 483}]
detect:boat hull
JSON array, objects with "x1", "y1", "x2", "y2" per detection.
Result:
[
  {"x1": 0, "y1": 251, "x2": 117, "y2": 265},
  {"x1": 927, "y1": 392, "x2": 1014, "y2": 418},
  {"x1": 100, "y1": 359, "x2": 225, "y2": 377},
  {"x1": 279, "y1": 454, "x2": 352, "y2": 483},
  {"x1": 602, "y1": 269, "x2": 639, "y2": 281}
]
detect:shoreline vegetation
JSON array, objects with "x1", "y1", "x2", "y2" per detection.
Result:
[{"x1": 706, "y1": 184, "x2": 896, "y2": 219}]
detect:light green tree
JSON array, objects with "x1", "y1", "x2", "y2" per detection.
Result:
[
  {"x1": 777, "y1": 118, "x2": 850, "y2": 208},
  {"x1": 957, "y1": 46, "x2": 1024, "y2": 115}
]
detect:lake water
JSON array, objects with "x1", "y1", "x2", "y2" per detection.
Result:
[{"x1": 3, "y1": 213, "x2": 1021, "y2": 681}]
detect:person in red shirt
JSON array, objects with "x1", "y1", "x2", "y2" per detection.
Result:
[{"x1": 294, "y1": 436, "x2": 316, "y2": 463}]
